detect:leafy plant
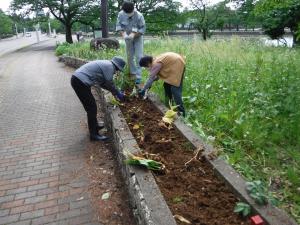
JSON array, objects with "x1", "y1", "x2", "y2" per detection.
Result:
[
  {"x1": 55, "y1": 42, "x2": 70, "y2": 56},
  {"x1": 124, "y1": 150, "x2": 165, "y2": 171},
  {"x1": 246, "y1": 180, "x2": 268, "y2": 205},
  {"x1": 234, "y1": 202, "x2": 251, "y2": 217},
  {"x1": 162, "y1": 102, "x2": 178, "y2": 125},
  {"x1": 109, "y1": 96, "x2": 122, "y2": 107},
  {"x1": 172, "y1": 196, "x2": 184, "y2": 203}
]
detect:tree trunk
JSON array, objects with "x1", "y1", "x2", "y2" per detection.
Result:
[
  {"x1": 202, "y1": 29, "x2": 207, "y2": 41},
  {"x1": 101, "y1": 0, "x2": 108, "y2": 38},
  {"x1": 292, "y1": 32, "x2": 299, "y2": 47},
  {"x1": 65, "y1": 22, "x2": 73, "y2": 43}
]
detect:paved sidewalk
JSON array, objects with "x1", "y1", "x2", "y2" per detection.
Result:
[
  {"x1": 0, "y1": 34, "x2": 53, "y2": 58},
  {"x1": 0, "y1": 40, "x2": 101, "y2": 225}
]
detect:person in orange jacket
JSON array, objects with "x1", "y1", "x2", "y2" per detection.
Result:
[{"x1": 139, "y1": 52, "x2": 186, "y2": 117}]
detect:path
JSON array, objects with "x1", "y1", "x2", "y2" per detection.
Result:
[
  {"x1": 0, "y1": 39, "x2": 134, "y2": 225},
  {"x1": 0, "y1": 33, "x2": 53, "y2": 58}
]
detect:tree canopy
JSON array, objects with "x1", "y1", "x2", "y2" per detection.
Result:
[
  {"x1": 255, "y1": 0, "x2": 300, "y2": 45},
  {"x1": 0, "y1": 10, "x2": 14, "y2": 38},
  {"x1": 11, "y1": 0, "x2": 101, "y2": 43}
]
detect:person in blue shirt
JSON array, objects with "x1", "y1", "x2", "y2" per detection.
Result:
[
  {"x1": 116, "y1": 1, "x2": 146, "y2": 85},
  {"x1": 71, "y1": 56, "x2": 126, "y2": 141}
]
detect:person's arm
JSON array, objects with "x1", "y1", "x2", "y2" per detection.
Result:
[
  {"x1": 116, "y1": 12, "x2": 125, "y2": 37},
  {"x1": 143, "y1": 63, "x2": 162, "y2": 90},
  {"x1": 130, "y1": 13, "x2": 145, "y2": 39},
  {"x1": 101, "y1": 79, "x2": 119, "y2": 96},
  {"x1": 137, "y1": 14, "x2": 146, "y2": 35},
  {"x1": 100, "y1": 66, "x2": 120, "y2": 96}
]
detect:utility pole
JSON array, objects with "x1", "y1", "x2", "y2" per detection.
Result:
[
  {"x1": 48, "y1": 20, "x2": 52, "y2": 36},
  {"x1": 15, "y1": 24, "x2": 18, "y2": 38},
  {"x1": 101, "y1": 0, "x2": 108, "y2": 38},
  {"x1": 35, "y1": 24, "x2": 40, "y2": 43}
]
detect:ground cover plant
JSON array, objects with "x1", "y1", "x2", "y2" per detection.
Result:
[{"x1": 56, "y1": 37, "x2": 300, "y2": 223}]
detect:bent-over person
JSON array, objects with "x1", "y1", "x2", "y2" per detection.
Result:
[
  {"x1": 71, "y1": 57, "x2": 126, "y2": 141},
  {"x1": 139, "y1": 52, "x2": 186, "y2": 117}
]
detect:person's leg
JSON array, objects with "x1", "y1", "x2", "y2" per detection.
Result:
[
  {"x1": 71, "y1": 76, "x2": 98, "y2": 136},
  {"x1": 134, "y1": 36, "x2": 143, "y2": 81},
  {"x1": 163, "y1": 82, "x2": 173, "y2": 106},
  {"x1": 126, "y1": 40, "x2": 136, "y2": 79},
  {"x1": 170, "y1": 77, "x2": 185, "y2": 117}
]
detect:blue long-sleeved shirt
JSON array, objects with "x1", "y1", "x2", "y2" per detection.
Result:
[
  {"x1": 116, "y1": 10, "x2": 146, "y2": 35},
  {"x1": 73, "y1": 60, "x2": 119, "y2": 96}
]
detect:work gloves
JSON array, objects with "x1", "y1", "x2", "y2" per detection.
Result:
[
  {"x1": 124, "y1": 33, "x2": 135, "y2": 41},
  {"x1": 116, "y1": 91, "x2": 125, "y2": 102},
  {"x1": 138, "y1": 89, "x2": 145, "y2": 98}
]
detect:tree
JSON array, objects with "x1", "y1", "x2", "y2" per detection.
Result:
[
  {"x1": 255, "y1": 0, "x2": 300, "y2": 46},
  {"x1": 238, "y1": 0, "x2": 259, "y2": 30},
  {"x1": 190, "y1": 0, "x2": 226, "y2": 40},
  {"x1": 0, "y1": 10, "x2": 13, "y2": 38},
  {"x1": 143, "y1": 1, "x2": 182, "y2": 34},
  {"x1": 11, "y1": 0, "x2": 101, "y2": 43}
]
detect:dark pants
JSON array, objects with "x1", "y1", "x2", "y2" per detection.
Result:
[
  {"x1": 71, "y1": 76, "x2": 98, "y2": 135},
  {"x1": 163, "y1": 72, "x2": 185, "y2": 117}
]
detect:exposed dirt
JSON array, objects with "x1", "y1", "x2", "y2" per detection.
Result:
[{"x1": 120, "y1": 97, "x2": 250, "y2": 225}]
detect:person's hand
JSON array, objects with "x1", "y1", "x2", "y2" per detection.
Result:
[
  {"x1": 116, "y1": 91, "x2": 125, "y2": 102},
  {"x1": 128, "y1": 33, "x2": 135, "y2": 39},
  {"x1": 122, "y1": 32, "x2": 127, "y2": 39},
  {"x1": 138, "y1": 89, "x2": 145, "y2": 98}
]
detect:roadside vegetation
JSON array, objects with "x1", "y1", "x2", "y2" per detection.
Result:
[{"x1": 56, "y1": 37, "x2": 300, "y2": 223}]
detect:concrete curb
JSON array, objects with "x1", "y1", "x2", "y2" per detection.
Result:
[{"x1": 59, "y1": 55, "x2": 298, "y2": 225}]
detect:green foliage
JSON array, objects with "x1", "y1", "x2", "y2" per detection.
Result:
[
  {"x1": 0, "y1": 10, "x2": 13, "y2": 37},
  {"x1": 234, "y1": 202, "x2": 251, "y2": 217},
  {"x1": 55, "y1": 38, "x2": 300, "y2": 223},
  {"x1": 255, "y1": 0, "x2": 300, "y2": 45},
  {"x1": 11, "y1": 0, "x2": 101, "y2": 43},
  {"x1": 55, "y1": 42, "x2": 71, "y2": 56},
  {"x1": 246, "y1": 180, "x2": 268, "y2": 205},
  {"x1": 125, "y1": 158, "x2": 164, "y2": 170},
  {"x1": 172, "y1": 196, "x2": 184, "y2": 203}
]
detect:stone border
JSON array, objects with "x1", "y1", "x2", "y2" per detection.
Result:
[{"x1": 59, "y1": 55, "x2": 298, "y2": 225}]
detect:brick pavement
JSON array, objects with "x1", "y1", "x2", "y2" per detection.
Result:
[{"x1": 0, "y1": 41, "x2": 102, "y2": 225}]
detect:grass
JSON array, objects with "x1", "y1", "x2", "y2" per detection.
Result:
[{"x1": 56, "y1": 37, "x2": 300, "y2": 223}]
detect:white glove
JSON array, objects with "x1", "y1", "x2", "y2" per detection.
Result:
[
  {"x1": 122, "y1": 32, "x2": 128, "y2": 39},
  {"x1": 128, "y1": 33, "x2": 135, "y2": 39}
]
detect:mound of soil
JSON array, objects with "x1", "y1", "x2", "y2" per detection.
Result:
[{"x1": 120, "y1": 98, "x2": 249, "y2": 225}]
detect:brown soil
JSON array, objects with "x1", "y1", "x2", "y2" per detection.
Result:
[{"x1": 120, "y1": 97, "x2": 249, "y2": 225}]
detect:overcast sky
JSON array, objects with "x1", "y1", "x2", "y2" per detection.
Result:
[{"x1": 0, "y1": 0, "x2": 224, "y2": 12}]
